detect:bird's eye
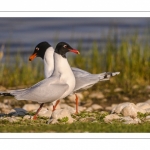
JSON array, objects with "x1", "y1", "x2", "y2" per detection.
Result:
[
  {"x1": 36, "y1": 47, "x2": 39, "y2": 51},
  {"x1": 63, "y1": 45, "x2": 67, "y2": 48}
]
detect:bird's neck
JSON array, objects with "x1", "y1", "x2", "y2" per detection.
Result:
[
  {"x1": 43, "y1": 47, "x2": 54, "y2": 78},
  {"x1": 52, "y1": 52, "x2": 74, "y2": 79}
]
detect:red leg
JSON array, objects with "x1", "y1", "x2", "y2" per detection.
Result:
[
  {"x1": 33, "y1": 103, "x2": 44, "y2": 120},
  {"x1": 52, "y1": 100, "x2": 60, "y2": 111},
  {"x1": 75, "y1": 93, "x2": 78, "y2": 114}
]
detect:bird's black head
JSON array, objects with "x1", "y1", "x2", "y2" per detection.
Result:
[
  {"x1": 29, "y1": 41, "x2": 51, "y2": 61},
  {"x1": 55, "y1": 42, "x2": 80, "y2": 58}
]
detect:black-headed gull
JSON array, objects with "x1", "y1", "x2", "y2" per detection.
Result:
[
  {"x1": 29, "y1": 41, "x2": 120, "y2": 114},
  {"x1": 0, "y1": 42, "x2": 80, "y2": 119}
]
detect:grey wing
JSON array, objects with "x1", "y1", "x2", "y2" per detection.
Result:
[
  {"x1": 73, "y1": 75, "x2": 99, "y2": 93},
  {"x1": 71, "y1": 67, "x2": 91, "y2": 77},
  {"x1": 9, "y1": 77, "x2": 69, "y2": 103},
  {"x1": 73, "y1": 72, "x2": 120, "y2": 93}
]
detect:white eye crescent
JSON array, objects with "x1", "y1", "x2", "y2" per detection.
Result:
[
  {"x1": 36, "y1": 47, "x2": 39, "y2": 51},
  {"x1": 63, "y1": 45, "x2": 67, "y2": 48}
]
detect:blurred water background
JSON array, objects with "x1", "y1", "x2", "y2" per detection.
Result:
[
  {"x1": 0, "y1": 17, "x2": 150, "y2": 89},
  {"x1": 0, "y1": 17, "x2": 150, "y2": 61}
]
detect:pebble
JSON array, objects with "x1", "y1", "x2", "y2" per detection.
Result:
[
  {"x1": 86, "y1": 107, "x2": 93, "y2": 112},
  {"x1": 132, "y1": 85, "x2": 139, "y2": 89},
  {"x1": 146, "y1": 86, "x2": 150, "y2": 90},
  {"x1": 137, "y1": 108, "x2": 146, "y2": 114},
  {"x1": 23, "y1": 115, "x2": 31, "y2": 120},
  {"x1": 34, "y1": 107, "x2": 48, "y2": 115},
  {"x1": 82, "y1": 99, "x2": 93, "y2": 107},
  {"x1": 0, "y1": 86, "x2": 6, "y2": 90},
  {"x1": 145, "y1": 108, "x2": 150, "y2": 113},
  {"x1": 114, "y1": 88, "x2": 123, "y2": 92},
  {"x1": 120, "y1": 116, "x2": 134, "y2": 122},
  {"x1": 123, "y1": 118, "x2": 141, "y2": 124},
  {"x1": 7, "y1": 117, "x2": 18, "y2": 123},
  {"x1": 122, "y1": 96, "x2": 129, "y2": 101},
  {"x1": 104, "y1": 89, "x2": 111, "y2": 93},
  {"x1": 121, "y1": 103, "x2": 137, "y2": 118},
  {"x1": 89, "y1": 92, "x2": 104, "y2": 99},
  {"x1": 79, "y1": 117, "x2": 96, "y2": 122},
  {"x1": 105, "y1": 106, "x2": 112, "y2": 111},
  {"x1": 78, "y1": 106, "x2": 86, "y2": 112},
  {"x1": 145, "y1": 116, "x2": 150, "y2": 121},
  {"x1": 91, "y1": 104, "x2": 103, "y2": 110},
  {"x1": 60, "y1": 104, "x2": 75, "y2": 114},
  {"x1": 1, "y1": 108, "x2": 12, "y2": 114},
  {"x1": 32, "y1": 107, "x2": 52, "y2": 118},
  {"x1": 111, "y1": 102, "x2": 130, "y2": 114},
  {"x1": 136, "y1": 102, "x2": 150, "y2": 110},
  {"x1": 0, "y1": 102, "x2": 12, "y2": 109},
  {"x1": 39, "y1": 110, "x2": 52, "y2": 118},
  {"x1": 49, "y1": 109, "x2": 74, "y2": 124},
  {"x1": 103, "y1": 114, "x2": 120, "y2": 123},
  {"x1": 145, "y1": 99, "x2": 150, "y2": 105},
  {"x1": 23, "y1": 104, "x2": 40, "y2": 112},
  {"x1": 67, "y1": 93, "x2": 83, "y2": 103}
]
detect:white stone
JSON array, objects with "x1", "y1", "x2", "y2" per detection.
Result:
[
  {"x1": 114, "y1": 88, "x2": 123, "y2": 92},
  {"x1": 7, "y1": 117, "x2": 18, "y2": 123},
  {"x1": 0, "y1": 102, "x2": 11, "y2": 109},
  {"x1": 91, "y1": 104, "x2": 103, "y2": 110},
  {"x1": 136, "y1": 102, "x2": 150, "y2": 110},
  {"x1": 78, "y1": 106, "x2": 86, "y2": 112},
  {"x1": 103, "y1": 114, "x2": 120, "y2": 123},
  {"x1": 51, "y1": 109, "x2": 74, "y2": 123},
  {"x1": 121, "y1": 103, "x2": 137, "y2": 118},
  {"x1": 132, "y1": 85, "x2": 139, "y2": 89},
  {"x1": 23, "y1": 115, "x2": 31, "y2": 120},
  {"x1": 60, "y1": 104, "x2": 75, "y2": 114},
  {"x1": 49, "y1": 119, "x2": 58, "y2": 124},
  {"x1": 23, "y1": 104, "x2": 40, "y2": 112},
  {"x1": 122, "y1": 96, "x2": 129, "y2": 101},
  {"x1": 39, "y1": 110, "x2": 52, "y2": 118},
  {"x1": 34, "y1": 107, "x2": 48, "y2": 115},
  {"x1": 1, "y1": 108, "x2": 11, "y2": 114},
  {"x1": 137, "y1": 108, "x2": 146, "y2": 114},
  {"x1": 123, "y1": 118, "x2": 141, "y2": 124},
  {"x1": 86, "y1": 107, "x2": 93, "y2": 112},
  {"x1": 32, "y1": 107, "x2": 52, "y2": 118},
  {"x1": 145, "y1": 115, "x2": 150, "y2": 120},
  {"x1": 120, "y1": 116, "x2": 133, "y2": 122},
  {"x1": 145, "y1": 108, "x2": 150, "y2": 113},
  {"x1": 82, "y1": 99, "x2": 93, "y2": 107},
  {"x1": 105, "y1": 106, "x2": 112, "y2": 111},
  {"x1": 89, "y1": 92, "x2": 104, "y2": 99},
  {"x1": 111, "y1": 102, "x2": 130, "y2": 114},
  {"x1": 145, "y1": 99, "x2": 150, "y2": 105},
  {"x1": 67, "y1": 93, "x2": 83, "y2": 103},
  {"x1": 146, "y1": 86, "x2": 150, "y2": 90}
]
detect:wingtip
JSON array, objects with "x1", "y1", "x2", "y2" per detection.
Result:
[{"x1": 112, "y1": 72, "x2": 120, "y2": 76}]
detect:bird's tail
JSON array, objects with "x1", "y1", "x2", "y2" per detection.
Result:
[
  {"x1": 0, "y1": 88, "x2": 26, "y2": 97},
  {"x1": 99, "y1": 72, "x2": 120, "y2": 81}
]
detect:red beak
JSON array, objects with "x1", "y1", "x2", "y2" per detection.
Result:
[
  {"x1": 69, "y1": 49, "x2": 80, "y2": 54},
  {"x1": 29, "y1": 53, "x2": 37, "y2": 61}
]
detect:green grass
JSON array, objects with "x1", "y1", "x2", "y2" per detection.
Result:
[
  {"x1": 1, "y1": 119, "x2": 150, "y2": 132},
  {"x1": 0, "y1": 33, "x2": 149, "y2": 91},
  {"x1": 0, "y1": 111, "x2": 150, "y2": 133}
]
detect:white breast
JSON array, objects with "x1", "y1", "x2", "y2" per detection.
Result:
[
  {"x1": 52, "y1": 53, "x2": 75, "y2": 99},
  {"x1": 43, "y1": 47, "x2": 54, "y2": 78}
]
